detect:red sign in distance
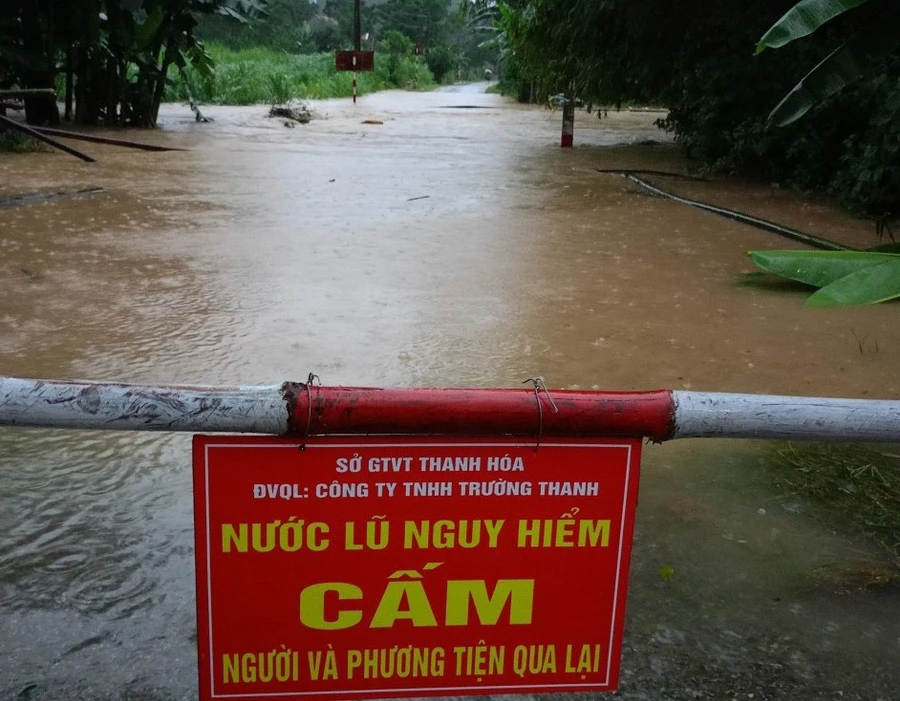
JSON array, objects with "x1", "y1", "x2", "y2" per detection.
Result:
[
  {"x1": 193, "y1": 436, "x2": 641, "y2": 701},
  {"x1": 335, "y1": 50, "x2": 375, "y2": 72}
]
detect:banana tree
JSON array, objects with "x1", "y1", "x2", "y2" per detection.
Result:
[{"x1": 756, "y1": 0, "x2": 900, "y2": 125}]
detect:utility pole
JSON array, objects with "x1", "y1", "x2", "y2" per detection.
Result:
[{"x1": 352, "y1": 0, "x2": 361, "y2": 103}]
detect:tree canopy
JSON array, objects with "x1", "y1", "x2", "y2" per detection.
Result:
[
  {"x1": 483, "y1": 0, "x2": 900, "y2": 215},
  {"x1": 1, "y1": 0, "x2": 263, "y2": 126}
]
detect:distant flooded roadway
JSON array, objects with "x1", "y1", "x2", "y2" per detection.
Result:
[{"x1": 1, "y1": 85, "x2": 899, "y2": 700}]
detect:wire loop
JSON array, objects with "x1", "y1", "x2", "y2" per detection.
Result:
[
  {"x1": 523, "y1": 377, "x2": 558, "y2": 451},
  {"x1": 300, "y1": 373, "x2": 320, "y2": 451}
]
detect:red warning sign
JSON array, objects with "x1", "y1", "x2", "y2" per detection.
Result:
[
  {"x1": 193, "y1": 436, "x2": 641, "y2": 701},
  {"x1": 335, "y1": 50, "x2": 374, "y2": 72}
]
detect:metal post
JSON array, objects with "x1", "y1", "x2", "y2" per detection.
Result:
[
  {"x1": 2, "y1": 377, "x2": 900, "y2": 442},
  {"x1": 561, "y1": 97, "x2": 575, "y2": 148}
]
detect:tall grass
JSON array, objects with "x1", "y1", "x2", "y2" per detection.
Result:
[
  {"x1": 165, "y1": 43, "x2": 436, "y2": 105},
  {"x1": 767, "y1": 442, "x2": 900, "y2": 565}
]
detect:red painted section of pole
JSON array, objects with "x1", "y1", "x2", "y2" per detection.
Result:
[
  {"x1": 561, "y1": 101, "x2": 575, "y2": 148},
  {"x1": 287, "y1": 386, "x2": 675, "y2": 441}
]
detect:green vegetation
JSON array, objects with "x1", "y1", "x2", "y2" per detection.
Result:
[
  {"x1": 747, "y1": 249, "x2": 900, "y2": 306},
  {"x1": 165, "y1": 43, "x2": 435, "y2": 105},
  {"x1": 196, "y1": 1, "x2": 499, "y2": 84},
  {"x1": 756, "y1": 0, "x2": 900, "y2": 126},
  {"x1": 471, "y1": 0, "x2": 900, "y2": 216},
  {"x1": 0, "y1": 131, "x2": 48, "y2": 153},
  {"x1": 1, "y1": 2, "x2": 494, "y2": 128},
  {"x1": 1, "y1": 0, "x2": 265, "y2": 127},
  {"x1": 768, "y1": 443, "x2": 900, "y2": 564}
]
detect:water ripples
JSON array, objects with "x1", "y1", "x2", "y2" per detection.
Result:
[{"x1": 0, "y1": 431, "x2": 191, "y2": 617}]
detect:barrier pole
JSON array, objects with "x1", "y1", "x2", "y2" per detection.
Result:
[{"x1": 1, "y1": 377, "x2": 899, "y2": 442}]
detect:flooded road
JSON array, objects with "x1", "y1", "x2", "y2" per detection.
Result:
[{"x1": 1, "y1": 87, "x2": 899, "y2": 700}]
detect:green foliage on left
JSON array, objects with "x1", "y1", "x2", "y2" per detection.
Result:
[
  {"x1": 0, "y1": 132, "x2": 49, "y2": 153},
  {"x1": 0, "y1": 0, "x2": 265, "y2": 126}
]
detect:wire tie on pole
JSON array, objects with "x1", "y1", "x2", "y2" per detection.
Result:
[
  {"x1": 523, "y1": 377, "x2": 558, "y2": 452},
  {"x1": 300, "y1": 373, "x2": 320, "y2": 451}
]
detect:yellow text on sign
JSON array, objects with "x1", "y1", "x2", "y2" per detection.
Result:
[{"x1": 299, "y1": 572, "x2": 534, "y2": 630}]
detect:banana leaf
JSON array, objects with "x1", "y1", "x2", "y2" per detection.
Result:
[
  {"x1": 133, "y1": 6, "x2": 166, "y2": 52},
  {"x1": 807, "y1": 257, "x2": 900, "y2": 306},
  {"x1": 747, "y1": 250, "x2": 899, "y2": 287},
  {"x1": 768, "y1": 29, "x2": 900, "y2": 126},
  {"x1": 755, "y1": 0, "x2": 869, "y2": 54}
]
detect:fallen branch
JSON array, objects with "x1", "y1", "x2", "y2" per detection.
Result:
[
  {"x1": 31, "y1": 126, "x2": 187, "y2": 152},
  {"x1": 0, "y1": 89, "x2": 56, "y2": 99}
]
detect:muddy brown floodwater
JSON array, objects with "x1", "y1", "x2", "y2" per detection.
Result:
[{"x1": 1, "y1": 86, "x2": 899, "y2": 701}]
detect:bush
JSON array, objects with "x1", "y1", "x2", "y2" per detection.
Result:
[{"x1": 424, "y1": 45, "x2": 458, "y2": 84}]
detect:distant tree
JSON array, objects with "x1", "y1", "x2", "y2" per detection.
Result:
[
  {"x1": 379, "y1": 28, "x2": 413, "y2": 83},
  {"x1": 424, "y1": 44, "x2": 458, "y2": 83},
  {"x1": 197, "y1": 0, "x2": 318, "y2": 52},
  {"x1": 371, "y1": 0, "x2": 451, "y2": 48}
]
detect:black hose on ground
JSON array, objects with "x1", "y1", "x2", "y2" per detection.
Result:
[
  {"x1": 0, "y1": 187, "x2": 104, "y2": 208},
  {"x1": 597, "y1": 169, "x2": 854, "y2": 252},
  {"x1": 595, "y1": 168, "x2": 709, "y2": 182}
]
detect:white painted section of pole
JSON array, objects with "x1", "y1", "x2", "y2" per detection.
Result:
[
  {"x1": 672, "y1": 391, "x2": 900, "y2": 442},
  {"x1": 0, "y1": 377, "x2": 287, "y2": 433}
]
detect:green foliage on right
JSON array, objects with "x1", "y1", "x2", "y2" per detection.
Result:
[
  {"x1": 755, "y1": 0, "x2": 870, "y2": 53},
  {"x1": 0, "y1": 131, "x2": 48, "y2": 153},
  {"x1": 747, "y1": 249, "x2": 900, "y2": 305},
  {"x1": 487, "y1": 0, "x2": 900, "y2": 216},
  {"x1": 756, "y1": 0, "x2": 900, "y2": 127}
]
